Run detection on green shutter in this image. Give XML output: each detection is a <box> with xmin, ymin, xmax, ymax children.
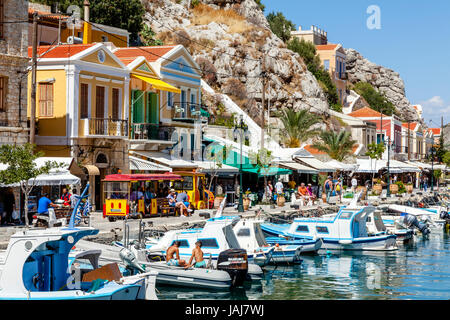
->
<box><xmin>132</xmin><ymin>90</ymin><xmax>144</xmax><ymax>123</ymax></box>
<box><xmin>148</xmin><ymin>92</ymin><xmax>159</xmax><ymax>124</ymax></box>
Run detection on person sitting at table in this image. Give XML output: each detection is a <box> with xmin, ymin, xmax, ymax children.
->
<box><xmin>176</xmin><ymin>191</ymin><xmax>192</xmax><ymax>217</ymax></box>
<box><xmin>38</xmin><ymin>193</ymin><xmax>59</xmax><ymax>216</ymax></box>
<box><xmin>167</xmin><ymin>189</ymin><xmax>188</xmax><ymax>216</ymax></box>
<box><xmin>306</xmin><ymin>184</ymin><xmax>316</xmax><ymax>204</ymax></box>
<box><xmin>297</xmin><ymin>183</ymin><xmax>309</xmax><ymax>205</ymax></box>
<box><xmin>61</xmin><ymin>187</ymin><xmax>72</xmax><ymax>206</ymax></box>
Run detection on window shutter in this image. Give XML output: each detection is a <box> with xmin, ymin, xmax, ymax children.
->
<box><xmin>112</xmin><ymin>88</ymin><xmax>119</xmax><ymax>120</ymax></box>
<box><xmin>80</xmin><ymin>83</ymin><xmax>89</xmax><ymax>119</ymax></box>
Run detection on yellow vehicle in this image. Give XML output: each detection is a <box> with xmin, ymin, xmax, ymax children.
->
<box><xmin>172</xmin><ymin>171</ymin><xmax>214</xmax><ymax>209</ymax></box>
<box><xmin>102</xmin><ymin>173</ymin><xmax>183</xmax><ymax>221</ymax></box>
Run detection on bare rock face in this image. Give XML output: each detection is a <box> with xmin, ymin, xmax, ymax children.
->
<box><xmin>345</xmin><ymin>48</ymin><xmax>419</xmax><ymax>121</ymax></box>
<box><xmin>141</xmin><ymin>0</ymin><xmax>329</xmax><ymax>119</ymax></box>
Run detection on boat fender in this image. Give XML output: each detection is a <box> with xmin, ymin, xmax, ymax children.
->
<box><xmin>338</xmin><ymin>240</ymin><xmax>353</xmax><ymax>245</ymax></box>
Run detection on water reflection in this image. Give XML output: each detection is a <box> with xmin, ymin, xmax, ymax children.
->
<box><xmin>158</xmin><ymin>229</ymin><xmax>450</xmax><ymax>300</ymax></box>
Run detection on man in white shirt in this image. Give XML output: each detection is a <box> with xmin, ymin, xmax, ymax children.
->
<box><xmin>351</xmin><ymin>177</ymin><xmax>358</xmax><ymax>192</ymax></box>
<box><xmin>274</xmin><ymin>180</ymin><xmax>284</xmax><ymax>195</ymax></box>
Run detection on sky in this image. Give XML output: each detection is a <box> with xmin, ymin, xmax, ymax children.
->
<box><xmin>261</xmin><ymin>0</ymin><xmax>450</xmax><ymax>128</ymax></box>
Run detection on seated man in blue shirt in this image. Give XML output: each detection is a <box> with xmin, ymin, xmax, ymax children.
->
<box><xmin>37</xmin><ymin>193</ymin><xmax>58</xmax><ymax>215</ymax></box>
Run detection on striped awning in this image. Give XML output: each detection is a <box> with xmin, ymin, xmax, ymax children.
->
<box><xmin>129</xmin><ymin>156</ymin><xmax>172</xmax><ymax>172</ymax></box>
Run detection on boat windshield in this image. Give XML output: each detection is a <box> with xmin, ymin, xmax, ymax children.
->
<box><xmin>254</xmin><ymin>223</ymin><xmax>268</xmax><ymax>247</ymax></box>
<box><xmin>223</xmin><ymin>225</ymin><xmax>240</xmax><ymax>249</ymax></box>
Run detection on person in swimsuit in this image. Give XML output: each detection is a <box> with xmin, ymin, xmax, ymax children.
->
<box><xmin>166</xmin><ymin>241</ymin><xmax>187</xmax><ymax>267</ymax></box>
<box><xmin>185</xmin><ymin>241</ymin><xmax>206</xmax><ymax>269</ymax></box>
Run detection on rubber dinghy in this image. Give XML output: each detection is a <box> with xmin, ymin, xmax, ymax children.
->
<box><xmin>261</xmin><ymin>205</ymin><xmax>397</xmax><ymax>251</ymax></box>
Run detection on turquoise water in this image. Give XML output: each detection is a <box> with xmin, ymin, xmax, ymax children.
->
<box><xmin>157</xmin><ymin>229</ymin><xmax>450</xmax><ymax>300</ymax></box>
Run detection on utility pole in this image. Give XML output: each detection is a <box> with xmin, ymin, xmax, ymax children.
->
<box><xmin>407</xmin><ymin>119</ymin><xmax>411</xmax><ymax>161</ymax></box>
<box><xmin>30</xmin><ymin>12</ymin><xmax>39</xmax><ymax>145</ymax></box>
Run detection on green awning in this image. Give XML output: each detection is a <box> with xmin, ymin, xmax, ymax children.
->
<box><xmin>241</xmin><ymin>166</ymin><xmax>292</xmax><ymax>177</ymax></box>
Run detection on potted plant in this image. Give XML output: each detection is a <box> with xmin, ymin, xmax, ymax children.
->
<box><xmin>243</xmin><ymin>191</ymin><xmax>251</xmax><ymax>211</ymax></box>
<box><xmin>406</xmin><ymin>182</ymin><xmax>413</xmax><ymax>193</ymax></box>
<box><xmin>373</xmin><ymin>179</ymin><xmax>382</xmax><ymax>195</ymax></box>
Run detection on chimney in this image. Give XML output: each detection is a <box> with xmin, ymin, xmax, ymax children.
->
<box><xmin>83</xmin><ymin>0</ymin><xmax>92</xmax><ymax>44</ymax></box>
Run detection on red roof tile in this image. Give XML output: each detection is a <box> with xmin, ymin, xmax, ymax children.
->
<box><xmin>429</xmin><ymin>128</ymin><xmax>441</xmax><ymax>135</ymax></box>
<box><xmin>304</xmin><ymin>145</ymin><xmax>327</xmax><ymax>155</ymax></box>
<box><xmin>348</xmin><ymin>107</ymin><xmax>387</xmax><ymax>118</ymax></box>
<box><xmin>28</xmin><ymin>7</ymin><xmax>69</xmax><ymax>24</ymax></box>
<box><xmin>27</xmin><ymin>44</ymin><xmax>96</xmax><ymax>59</ymax></box>
<box><xmin>401</xmin><ymin>122</ymin><xmax>419</xmax><ymax>130</ymax></box>
<box><xmin>316</xmin><ymin>44</ymin><xmax>338</xmax><ymax>51</ymax></box>
<box><xmin>114</xmin><ymin>46</ymin><xmax>177</xmax><ymax>63</ymax></box>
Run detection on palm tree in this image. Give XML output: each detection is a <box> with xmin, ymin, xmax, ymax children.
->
<box><xmin>312</xmin><ymin>130</ymin><xmax>357</xmax><ymax>161</ymax></box>
<box><xmin>279</xmin><ymin>108</ymin><xmax>320</xmax><ymax>148</ymax></box>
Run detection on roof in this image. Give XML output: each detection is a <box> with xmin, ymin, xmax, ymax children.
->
<box><xmin>429</xmin><ymin>128</ymin><xmax>441</xmax><ymax>135</ymax></box>
<box><xmin>348</xmin><ymin>107</ymin><xmax>387</xmax><ymax>118</ymax></box>
<box><xmin>401</xmin><ymin>122</ymin><xmax>419</xmax><ymax>131</ymax></box>
<box><xmin>28</xmin><ymin>7</ymin><xmax>69</xmax><ymax>24</ymax></box>
<box><xmin>103</xmin><ymin>173</ymin><xmax>182</xmax><ymax>182</ymax></box>
<box><xmin>114</xmin><ymin>46</ymin><xmax>177</xmax><ymax>63</ymax></box>
<box><xmin>27</xmin><ymin>44</ymin><xmax>96</xmax><ymax>59</ymax></box>
<box><xmin>129</xmin><ymin>156</ymin><xmax>172</xmax><ymax>172</ymax></box>
<box><xmin>303</xmin><ymin>145</ymin><xmax>327</xmax><ymax>155</ymax></box>
<box><xmin>316</xmin><ymin>44</ymin><xmax>339</xmax><ymax>51</ymax></box>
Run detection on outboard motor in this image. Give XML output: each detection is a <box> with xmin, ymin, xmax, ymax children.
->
<box><xmin>440</xmin><ymin>211</ymin><xmax>450</xmax><ymax>220</ymax></box>
<box><xmin>217</xmin><ymin>249</ymin><xmax>248</xmax><ymax>287</ymax></box>
<box><xmin>403</xmin><ymin>214</ymin><xmax>430</xmax><ymax>236</ymax></box>
<box><xmin>119</xmin><ymin>247</ymin><xmax>146</xmax><ymax>275</ymax></box>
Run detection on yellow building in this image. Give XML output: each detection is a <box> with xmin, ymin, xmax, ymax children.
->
<box><xmin>27</xmin><ymin>42</ymin><xmax>130</xmax><ymax>210</ymax></box>
<box><xmin>316</xmin><ymin>44</ymin><xmax>348</xmax><ymax>106</ymax></box>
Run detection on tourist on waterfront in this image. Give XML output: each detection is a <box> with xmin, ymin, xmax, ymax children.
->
<box><xmin>176</xmin><ymin>191</ymin><xmax>192</xmax><ymax>216</ymax></box>
<box><xmin>266</xmin><ymin>181</ymin><xmax>273</xmax><ymax>202</ymax></box>
<box><xmin>61</xmin><ymin>187</ymin><xmax>72</xmax><ymax>206</ymax></box>
<box><xmin>335</xmin><ymin>178</ymin><xmax>342</xmax><ymax>203</ymax></box>
<box><xmin>323</xmin><ymin>176</ymin><xmax>333</xmax><ymax>204</ymax></box>
<box><xmin>297</xmin><ymin>183</ymin><xmax>308</xmax><ymax>205</ymax></box>
<box><xmin>185</xmin><ymin>241</ymin><xmax>206</xmax><ymax>269</ymax></box>
<box><xmin>166</xmin><ymin>241</ymin><xmax>187</xmax><ymax>267</ymax></box>
<box><xmin>307</xmin><ymin>183</ymin><xmax>316</xmax><ymax>204</ymax></box>
<box><xmin>423</xmin><ymin>176</ymin><xmax>428</xmax><ymax>192</ymax></box>
<box><xmin>37</xmin><ymin>193</ymin><xmax>58</xmax><ymax>215</ymax></box>
<box><xmin>288</xmin><ymin>179</ymin><xmax>296</xmax><ymax>190</ymax></box>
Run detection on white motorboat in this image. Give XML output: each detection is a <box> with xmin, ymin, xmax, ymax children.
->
<box><xmin>366</xmin><ymin>211</ymin><xmax>414</xmax><ymax>243</ymax></box>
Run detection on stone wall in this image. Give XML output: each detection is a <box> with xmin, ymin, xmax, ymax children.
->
<box><xmin>0</xmin><ymin>0</ymin><xmax>29</xmax><ymax>145</ymax></box>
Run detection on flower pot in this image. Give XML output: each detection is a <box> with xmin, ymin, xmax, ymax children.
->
<box><xmin>214</xmin><ymin>196</ymin><xmax>225</xmax><ymax>208</ymax></box>
<box><xmin>373</xmin><ymin>184</ymin><xmax>382</xmax><ymax>195</ymax></box>
<box><xmin>277</xmin><ymin>195</ymin><xmax>285</xmax><ymax>207</ymax></box>
<box><xmin>406</xmin><ymin>184</ymin><xmax>413</xmax><ymax>193</ymax></box>
<box><xmin>243</xmin><ymin>198</ymin><xmax>251</xmax><ymax>211</ymax></box>
<box><xmin>390</xmin><ymin>184</ymin><xmax>398</xmax><ymax>194</ymax></box>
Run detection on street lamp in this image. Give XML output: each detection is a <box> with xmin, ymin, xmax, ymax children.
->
<box><xmin>431</xmin><ymin>146</ymin><xmax>435</xmax><ymax>192</ymax></box>
<box><xmin>233</xmin><ymin>115</ymin><xmax>248</xmax><ymax>212</ymax></box>
<box><xmin>386</xmin><ymin>136</ymin><xmax>395</xmax><ymax>197</ymax></box>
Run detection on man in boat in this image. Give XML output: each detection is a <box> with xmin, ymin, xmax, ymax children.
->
<box><xmin>185</xmin><ymin>241</ymin><xmax>206</xmax><ymax>269</ymax></box>
<box><xmin>166</xmin><ymin>241</ymin><xmax>187</xmax><ymax>267</ymax></box>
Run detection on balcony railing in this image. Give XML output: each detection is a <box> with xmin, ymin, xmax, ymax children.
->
<box><xmin>88</xmin><ymin>118</ymin><xmax>128</xmax><ymax>137</ymax></box>
<box><xmin>172</xmin><ymin>102</ymin><xmax>208</xmax><ymax>123</ymax></box>
<box><xmin>130</xmin><ymin>123</ymin><xmax>175</xmax><ymax>141</ymax></box>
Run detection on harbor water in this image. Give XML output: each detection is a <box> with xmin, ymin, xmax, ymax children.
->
<box><xmin>157</xmin><ymin>229</ymin><xmax>450</xmax><ymax>300</ymax></box>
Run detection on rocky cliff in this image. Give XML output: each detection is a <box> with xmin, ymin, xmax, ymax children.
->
<box><xmin>142</xmin><ymin>0</ymin><xmax>329</xmax><ymax>124</ymax></box>
<box><xmin>345</xmin><ymin>48</ymin><xmax>419</xmax><ymax>122</ymax></box>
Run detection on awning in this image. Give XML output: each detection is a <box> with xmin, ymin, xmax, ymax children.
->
<box><xmin>132</xmin><ymin>74</ymin><xmax>181</xmax><ymax>94</ymax></box>
<box><xmin>193</xmin><ymin>161</ymin><xmax>239</xmax><ymax>174</ymax></box>
<box><xmin>83</xmin><ymin>165</ymin><xmax>100</xmax><ymax>176</ymax></box>
<box><xmin>242</xmin><ymin>166</ymin><xmax>292</xmax><ymax>177</ymax></box>
<box><xmin>324</xmin><ymin>159</ymin><xmax>358</xmax><ymax>171</ymax></box>
<box><xmin>131</xmin><ymin>151</ymin><xmax>198</xmax><ymax>169</ymax></box>
<box><xmin>31</xmin><ymin>172</ymin><xmax>81</xmax><ymax>186</ymax></box>
<box><xmin>276</xmin><ymin>161</ymin><xmax>318</xmax><ymax>174</ymax></box>
<box><xmin>129</xmin><ymin>156</ymin><xmax>172</xmax><ymax>172</ymax></box>
<box><xmin>389</xmin><ymin>160</ymin><xmax>421</xmax><ymax>173</ymax></box>
<box><xmin>355</xmin><ymin>159</ymin><xmax>385</xmax><ymax>173</ymax></box>
<box><xmin>294</xmin><ymin>157</ymin><xmax>336</xmax><ymax>172</ymax></box>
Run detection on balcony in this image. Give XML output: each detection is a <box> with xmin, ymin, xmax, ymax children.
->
<box><xmin>130</xmin><ymin>123</ymin><xmax>176</xmax><ymax>142</ymax></box>
<box><xmin>87</xmin><ymin>118</ymin><xmax>128</xmax><ymax>137</ymax></box>
<box><xmin>172</xmin><ymin>102</ymin><xmax>208</xmax><ymax>123</ymax></box>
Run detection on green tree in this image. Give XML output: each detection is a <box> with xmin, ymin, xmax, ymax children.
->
<box><xmin>365</xmin><ymin>142</ymin><xmax>386</xmax><ymax>187</ymax></box>
<box><xmin>140</xmin><ymin>24</ymin><xmax>163</xmax><ymax>46</ymax></box>
<box><xmin>279</xmin><ymin>108</ymin><xmax>320</xmax><ymax>148</ymax></box>
<box><xmin>254</xmin><ymin>0</ymin><xmax>265</xmax><ymax>12</ymax></box>
<box><xmin>442</xmin><ymin>150</ymin><xmax>450</xmax><ymax>167</ymax></box>
<box><xmin>436</xmin><ymin>133</ymin><xmax>446</xmax><ymax>163</ymax></box>
<box><xmin>287</xmin><ymin>38</ymin><xmax>340</xmax><ymax>108</ymax></box>
<box><xmin>353</xmin><ymin>82</ymin><xmax>396</xmax><ymax>116</ymax></box>
<box><xmin>312</xmin><ymin>130</ymin><xmax>357</xmax><ymax>162</ymax></box>
<box><xmin>0</xmin><ymin>144</ymin><xmax>64</xmax><ymax>226</ymax></box>
<box><xmin>266</xmin><ymin>12</ymin><xmax>295</xmax><ymax>43</ymax></box>
<box><xmin>31</xmin><ymin>0</ymin><xmax>145</xmax><ymax>43</ymax></box>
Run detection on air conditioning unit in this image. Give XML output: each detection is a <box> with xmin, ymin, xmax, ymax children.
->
<box><xmin>67</xmin><ymin>36</ymin><xmax>83</xmax><ymax>44</ymax></box>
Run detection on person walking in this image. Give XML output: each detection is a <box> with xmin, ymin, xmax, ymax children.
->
<box><xmin>323</xmin><ymin>176</ymin><xmax>333</xmax><ymax>204</ymax></box>
<box><xmin>335</xmin><ymin>178</ymin><xmax>342</xmax><ymax>203</ymax></box>
<box><xmin>351</xmin><ymin>177</ymin><xmax>358</xmax><ymax>193</ymax></box>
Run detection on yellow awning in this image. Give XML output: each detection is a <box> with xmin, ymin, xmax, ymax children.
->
<box><xmin>131</xmin><ymin>74</ymin><xmax>181</xmax><ymax>94</ymax></box>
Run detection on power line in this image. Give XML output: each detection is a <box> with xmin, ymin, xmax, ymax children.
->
<box><xmin>81</xmin><ymin>18</ymin><xmax>263</xmax><ymax>80</ymax></box>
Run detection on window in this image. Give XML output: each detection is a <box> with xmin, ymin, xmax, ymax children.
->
<box><xmin>316</xmin><ymin>226</ymin><xmax>329</xmax><ymax>234</ymax></box>
<box><xmin>101</xmin><ymin>35</ymin><xmax>108</xmax><ymax>42</ymax></box>
<box><xmin>0</xmin><ymin>77</ymin><xmax>5</xmax><ymax>111</ymax></box>
<box><xmin>95</xmin><ymin>86</ymin><xmax>105</xmax><ymax>118</ymax></box>
<box><xmin>324</xmin><ymin>60</ymin><xmax>330</xmax><ymax>71</ymax></box>
<box><xmin>170</xmin><ymin>240</ymin><xmax>189</xmax><ymax>248</ymax></box>
<box><xmin>237</xmin><ymin>228</ymin><xmax>251</xmax><ymax>237</ymax></box>
<box><xmin>198</xmin><ymin>238</ymin><xmax>219</xmax><ymax>248</ymax></box>
<box><xmin>296</xmin><ymin>225</ymin><xmax>309</xmax><ymax>232</ymax></box>
<box><xmin>0</xmin><ymin>0</ymin><xmax>4</xmax><ymax>39</ymax></box>
<box><xmin>339</xmin><ymin>211</ymin><xmax>354</xmax><ymax>219</ymax></box>
<box><xmin>112</xmin><ymin>88</ymin><xmax>120</xmax><ymax>120</ymax></box>
<box><xmin>38</xmin><ymin>83</ymin><xmax>54</xmax><ymax>117</ymax></box>
<box><xmin>80</xmin><ymin>83</ymin><xmax>89</xmax><ymax>119</ymax></box>
<box><xmin>167</xmin><ymin>92</ymin><xmax>173</xmax><ymax>108</ymax></box>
